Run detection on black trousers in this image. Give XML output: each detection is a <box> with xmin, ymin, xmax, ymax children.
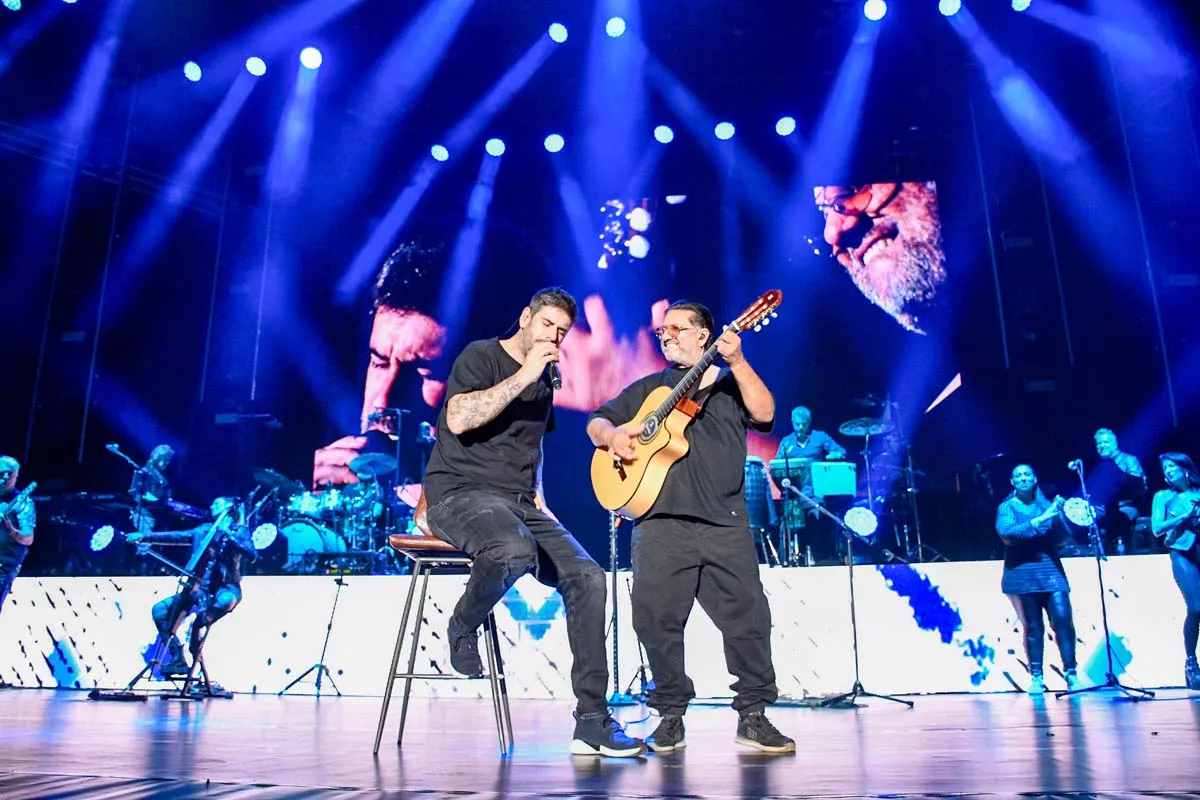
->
<box><xmin>1016</xmin><ymin>591</ymin><xmax>1077</xmax><ymax>672</ymax></box>
<box><xmin>426</xmin><ymin>489</ymin><xmax>609</xmax><ymax>716</ymax></box>
<box><xmin>631</xmin><ymin>516</ymin><xmax>779</xmax><ymax>716</ymax></box>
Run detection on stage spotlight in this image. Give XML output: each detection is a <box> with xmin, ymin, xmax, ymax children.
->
<box><xmin>627</xmin><ymin>235</ymin><xmax>650</xmax><ymax>259</ymax></box>
<box><xmin>299</xmin><ymin>47</ymin><xmax>322</xmax><ymax>70</ymax></box>
<box><xmin>246</xmin><ymin>57</ymin><xmax>267</xmax><ymax>76</ymax></box>
<box><xmin>1012</xmin><ymin>0</ymin><xmax>1031</xmax><ymax>9</ymax></box>
<box><xmin>844</xmin><ymin>507</ymin><xmax>879</xmax><ymax>538</ymax></box>
<box><xmin>251</xmin><ymin>523</ymin><xmax>279</xmax><ymax>550</ymax></box>
<box><xmin>775</xmin><ymin>116</ymin><xmax>797</xmax><ymax>136</ymax></box>
<box><xmin>2</xmin><ymin>0</ymin><xmax>21</xmax><ymax>10</ymax></box>
<box><xmin>863</xmin><ymin>0</ymin><xmax>887</xmax><ymax>21</ymax></box>
<box><xmin>714</xmin><ymin>121</ymin><xmax>735</xmax><ymax>141</ymax></box>
<box><xmin>605</xmin><ymin>16</ymin><xmax>626</xmax><ymax>38</ymax></box>
<box><xmin>485</xmin><ymin>138</ymin><xmax>506</xmax><ymax>157</ymax></box>
<box><xmin>183</xmin><ymin>61</ymin><xmax>202</xmax><ymax>83</ymax></box>
<box><xmin>430</xmin><ymin>144</ymin><xmax>449</xmax><ymax>162</ymax></box>
<box><xmin>653</xmin><ymin>125</ymin><xmax>674</xmax><ymax>144</ymax></box>
<box><xmin>628</xmin><ymin>207</ymin><xmax>651</xmax><ymax>232</ymax></box>
<box><xmin>543</xmin><ymin>133</ymin><xmax>564</xmax><ymax>153</ymax></box>
<box><xmin>939</xmin><ymin>0</ymin><xmax>961</xmax><ymax>16</ymax></box>
<box><xmin>89</xmin><ymin>525</ymin><xmax>115</xmax><ymax>552</ymax></box>
<box><xmin>548</xmin><ymin>23</ymin><xmax>568</xmax><ymax>43</ymax></box>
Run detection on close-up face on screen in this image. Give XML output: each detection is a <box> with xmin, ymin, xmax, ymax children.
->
<box><xmin>813</xmin><ymin>181</ymin><xmax>947</xmax><ymax>335</ymax></box>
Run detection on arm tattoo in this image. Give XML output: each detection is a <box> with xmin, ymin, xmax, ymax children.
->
<box><xmin>447</xmin><ymin>373</ymin><xmax>528</xmax><ymax>434</ymax></box>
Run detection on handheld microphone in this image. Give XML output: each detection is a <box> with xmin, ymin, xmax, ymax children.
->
<box><xmin>547</xmin><ymin>363</ymin><xmax>562</xmax><ymax>391</ymax></box>
<box><xmin>1067</xmin><ymin>459</ymin><xmax>1083</xmax><ymax>471</ymax></box>
<box><xmin>780</xmin><ymin>478</ymin><xmax>792</xmax><ymax>488</ymax></box>
<box><xmin>106</xmin><ymin>443</ymin><xmax>119</xmax><ymax>453</ymax></box>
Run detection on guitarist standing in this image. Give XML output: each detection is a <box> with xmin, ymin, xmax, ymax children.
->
<box><xmin>0</xmin><ymin>455</ymin><xmax>37</xmax><ymax>616</ymax></box>
<box><xmin>586</xmin><ymin>301</ymin><xmax>795</xmax><ymax>754</ymax></box>
<box><xmin>1151</xmin><ymin>452</ymin><xmax>1200</xmax><ymax>689</ymax></box>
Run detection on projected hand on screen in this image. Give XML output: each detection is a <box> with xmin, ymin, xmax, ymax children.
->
<box><xmin>814</xmin><ymin>181</ymin><xmax>946</xmax><ymax>335</ymax></box>
<box><xmin>554</xmin><ymin>295</ymin><xmax>671</xmax><ymax>413</ymax></box>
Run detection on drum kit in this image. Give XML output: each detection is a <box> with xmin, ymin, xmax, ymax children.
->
<box><xmin>251</xmin><ymin>453</ymin><xmax>404</xmax><ymax>574</ymax></box>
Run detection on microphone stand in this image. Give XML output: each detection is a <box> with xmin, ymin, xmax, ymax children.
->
<box><xmin>783</xmin><ymin>482</ymin><xmax>913</xmax><ymax>709</ymax></box>
<box><xmin>607</xmin><ymin>512</ymin><xmax>644</xmax><ymax>705</ymax></box>
<box><xmin>1056</xmin><ymin>463</ymin><xmax>1153</xmax><ymax>702</ymax></box>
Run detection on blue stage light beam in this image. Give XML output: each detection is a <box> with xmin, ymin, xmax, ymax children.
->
<box><xmin>431</xmin><ymin>144</ymin><xmax>449</xmax><ymax>161</ymax></box>
<box><xmin>864</xmin><ymin>0</ymin><xmax>887</xmax><ymax>21</ymax></box>
<box><xmin>646</xmin><ymin>56</ymin><xmax>781</xmax><ymax>221</ymax></box>
<box><xmin>337</xmin><ymin>33</ymin><xmax>560</xmax><ymax>303</ymax></box>
<box><xmin>580</xmin><ymin>0</ymin><xmax>647</xmax><ymax>207</ymax></box>
<box><xmin>1028</xmin><ymin>0</ymin><xmax>1186</xmax><ymax>80</ymax></box>
<box><xmin>246</xmin><ymin>56</ymin><xmax>267</xmax><ymax>76</ymax></box>
<box><xmin>939</xmin><ymin>0</ymin><xmax>961</xmax><ymax>17</ymax></box>
<box><xmin>37</xmin><ymin>0</ymin><xmax>135</xmax><ymax>216</ymax></box>
<box><xmin>775</xmin><ymin>116</ymin><xmax>797</xmax><ymax>137</ymax></box>
<box><xmin>605</xmin><ymin>16</ymin><xmax>626</xmax><ymax>37</ymax></box>
<box><xmin>183</xmin><ymin>61</ymin><xmax>202</xmax><ymax>82</ymax></box>
<box><xmin>485</xmin><ymin>137</ymin><xmax>505</xmax><ymax>156</ymax></box>
<box><xmin>0</xmin><ymin>1</ymin><xmax>63</xmax><ymax>79</ymax></box>
<box><xmin>266</xmin><ymin>62</ymin><xmax>322</xmax><ymax>202</ymax></box>
<box><xmin>544</xmin><ymin>133</ymin><xmax>565</xmax><ymax>153</ymax></box>
<box><xmin>437</xmin><ymin>152</ymin><xmax>503</xmax><ymax>344</ymax></box>
<box><xmin>714</xmin><ymin>121</ymin><xmax>735</xmax><ymax>140</ymax></box>
<box><xmin>548</xmin><ymin>22</ymin><xmax>568</xmax><ymax>43</ymax></box>
<box><xmin>653</xmin><ymin>125</ymin><xmax>674</xmax><ymax>144</ymax></box>
<box><xmin>92</xmin><ymin>74</ymin><xmax>258</xmax><ymax>326</ymax></box>
<box><xmin>551</xmin><ymin>159</ymin><xmax>601</xmax><ymax>274</ymax></box>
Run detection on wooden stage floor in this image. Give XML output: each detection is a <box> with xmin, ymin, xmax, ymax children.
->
<box><xmin>0</xmin><ymin>687</ymin><xmax>1198</xmax><ymax>799</ymax></box>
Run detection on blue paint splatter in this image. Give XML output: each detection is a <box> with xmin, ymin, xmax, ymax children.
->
<box><xmin>877</xmin><ymin>565</ymin><xmax>962</xmax><ymax>643</ymax></box>
<box><xmin>961</xmin><ymin>635</ymin><xmax>995</xmax><ymax>685</ymax></box>
<box><xmin>44</xmin><ymin>631</ymin><xmax>82</xmax><ymax>688</ymax></box>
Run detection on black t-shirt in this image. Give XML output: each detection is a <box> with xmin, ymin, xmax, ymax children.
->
<box><xmin>589</xmin><ymin>366</ymin><xmax>772</xmax><ymax>526</ymax></box>
<box><xmin>423</xmin><ymin>339</ymin><xmax>555</xmax><ymax>504</ymax></box>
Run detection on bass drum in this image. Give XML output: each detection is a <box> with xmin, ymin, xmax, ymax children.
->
<box><xmin>281</xmin><ymin>518</ymin><xmax>346</xmax><ymax>574</ymax></box>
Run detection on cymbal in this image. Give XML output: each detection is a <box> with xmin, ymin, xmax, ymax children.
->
<box><xmin>166</xmin><ymin>499</ymin><xmax>206</xmax><ymax>519</ymax></box>
<box><xmin>252</xmin><ymin>467</ymin><xmax>304</xmax><ymax>493</ymax></box>
<box><xmin>349</xmin><ymin>452</ymin><xmax>399</xmax><ymax>478</ymax></box>
<box><xmin>838</xmin><ymin>417</ymin><xmax>894</xmax><ymax>438</ymax></box>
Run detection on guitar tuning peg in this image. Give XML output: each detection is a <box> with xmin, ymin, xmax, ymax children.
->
<box><xmin>770</xmin><ymin>312</ymin><xmax>778</xmax><ymax>318</ymax></box>
<box><xmin>762</xmin><ymin>318</ymin><xmax>770</xmax><ymax>325</ymax></box>
<box><xmin>753</xmin><ymin>324</ymin><xmax>762</xmax><ymax>332</ymax></box>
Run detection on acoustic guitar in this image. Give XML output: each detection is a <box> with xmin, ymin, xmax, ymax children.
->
<box><xmin>590</xmin><ymin>290</ymin><xmax>782</xmax><ymax>519</ymax></box>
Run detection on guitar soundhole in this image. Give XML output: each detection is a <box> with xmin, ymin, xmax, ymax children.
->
<box><xmin>639</xmin><ymin>416</ymin><xmax>659</xmax><ymax>444</ymax></box>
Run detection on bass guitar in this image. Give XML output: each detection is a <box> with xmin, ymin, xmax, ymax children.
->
<box><xmin>590</xmin><ymin>290</ymin><xmax>782</xmax><ymax>519</ymax></box>
<box><xmin>0</xmin><ymin>482</ymin><xmax>38</xmax><ymax>523</ymax></box>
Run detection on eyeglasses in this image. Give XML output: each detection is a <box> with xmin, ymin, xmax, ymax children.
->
<box><xmin>815</xmin><ymin>183</ymin><xmax>900</xmax><ymax>218</ymax></box>
<box><xmin>653</xmin><ymin>325</ymin><xmax>696</xmax><ymax>340</ymax></box>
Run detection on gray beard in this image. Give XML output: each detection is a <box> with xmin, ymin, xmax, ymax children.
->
<box><xmin>846</xmin><ymin>237</ymin><xmax>945</xmax><ymax>334</ymax></box>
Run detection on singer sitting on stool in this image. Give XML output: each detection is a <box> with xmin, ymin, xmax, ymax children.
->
<box><xmin>996</xmin><ymin>465</ymin><xmax>1079</xmax><ymax>694</ymax></box>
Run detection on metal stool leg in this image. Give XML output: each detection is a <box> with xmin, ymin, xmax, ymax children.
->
<box><xmin>485</xmin><ymin>613</ymin><xmax>514</xmax><ymax>753</ymax></box>
<box><xmin>397</xmin><ymin>559</ymin><xmax>433</xmax><ymax>746</ymax></box>
<box><xmin>373</xmin><ymin>557</ymin><xmax>423</xmax><ymax>755</ymax></box>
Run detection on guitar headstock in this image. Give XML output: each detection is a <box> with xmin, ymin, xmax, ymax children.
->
<box><xmin>732</xmin><ymin>289</ymin><xmax>783</xmax><ymax>333</ymax></box>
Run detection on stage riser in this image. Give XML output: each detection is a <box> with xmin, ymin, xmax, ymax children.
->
<box><xmin>0</xmin><ymin>556</ymin><xmax>1184</xmax><ymax>696</ymax></box>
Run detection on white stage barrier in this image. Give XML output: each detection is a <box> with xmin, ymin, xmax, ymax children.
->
<box><xmin>0</xmin><ymin>556</ymin><xmax>1188</xmax><ymax>697</ymax></box>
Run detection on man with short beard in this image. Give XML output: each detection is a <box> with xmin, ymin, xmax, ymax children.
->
<box><xmin>814</xmin><ymin>181</ymin><xmax>946</xmax><ymax>334</ymax></box>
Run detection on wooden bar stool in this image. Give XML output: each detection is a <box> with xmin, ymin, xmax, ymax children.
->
<box><xmin>373</xmin><ymin>531</ymin><xmax>514</xmax><ymax>756</ymax></box>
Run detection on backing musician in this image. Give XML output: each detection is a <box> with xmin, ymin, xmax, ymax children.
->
<box><xmin>772</xmin><ymin>406</ymin><xmax>846</xmax><ymax>561</ymax></box>
<box><xmin>0</xmin><ymin>456</ymin><xmax>36</xmax><ymax>616</ymax></box>
<box><xmin>1150</xmin><ymin>452</ymin><xmax>1200</xmax><ymax>690</ymax></box>
<box><xmin>129</xmin><ymin>497</ymin><xmax>255</xmax><ymax>676</ymax></box>
<box><xmin>129</xmin><ymin>444</ymin><xmax>175</xmax><ymax>534</ymax></box>
<box><xmin>1090</xmin><ymin>428</ymin><xmax>1146</xmax><ymax>553</ymax></box>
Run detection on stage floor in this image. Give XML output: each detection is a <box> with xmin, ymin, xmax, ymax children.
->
<box><xmin>0</xmin><ymin>687</ymin><xmax>1197</xmax><ymax>799</ymax></box>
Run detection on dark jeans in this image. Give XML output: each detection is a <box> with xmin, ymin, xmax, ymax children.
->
<box><xmin>0</xmin><ymin>558</ymin><xmax>25</xmax><ymax>615</ymax></box>
<box><xmin>1016</xmin><ymin>591</ymin><xmax>1077</xmax><ymax>671</ymax></box>
<box><xmin>631</xmin><ymin>516</ymin><xmax>779</xmax><ymax>716</ymax></box>
<box><xmin>426</xmin><ymin>489</ymin><xmax>609</xmax><ymax>716</ymax></box>
<box><xmin>1169</xmin><ymin>549</ymin><xmax>1200</xmax><ymax>659</ymax></box>
<box><xmin>152</xmin><ymin>584</ymin><xmax>242</xmax><ymax>654</ymax></box>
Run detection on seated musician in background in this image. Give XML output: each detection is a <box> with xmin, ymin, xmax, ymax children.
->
<box><xmin>772</xmin><ymin>406</ymin><xmax>845</xmax><ymax>558</ymax></box>
<box><xmin>129</xmin><ymin>497</ymin><xmax>255</xmax><ymax>676</ymax></box>
<box><xmin>1091</xmin><ymin>428</ymin><xmax>1147</xmax><ymax>553</ymax></box>
<box><xmin>1150</xmin><ymin>452</ymin><xmax>1200</xmax><ymax>690</ymax></box>
<box><xmin>996</xmin><ymin>465</ymin><xmax>1079</xmax><ymax>694</ymax></box>
<box><xmin>129</xmin><ymin>444</ymin><xmax>174</xmax><ymax>533</ymax></box>
<box><xmin>0</xmin><ymin>456</ymin><xmax>36</xmax><ymax>617</ymax></box>
<box><xmin>588</xmin><ymin>301</ymin><xmax>794</xmax><ymax>754</ymax></box>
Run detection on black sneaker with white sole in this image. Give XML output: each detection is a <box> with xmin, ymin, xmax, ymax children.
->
<box><xmin>735</xmin><ymin>711</ymin><xmax>795</xmax><ymax>754</ymax></box>
<box><xmin>569</xmin><ymin>712</ymin><xmax>646</xmax><ymax>758</ymax></box>
<box><xmin>647</xmin><ymin>714</ymin><xmax>685</xmax><ymax>753</ymax></box>
<box><xmin>447</xmin><ymin>617</ymin><xmax>483</xmax><ymax>677</ymax></box>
